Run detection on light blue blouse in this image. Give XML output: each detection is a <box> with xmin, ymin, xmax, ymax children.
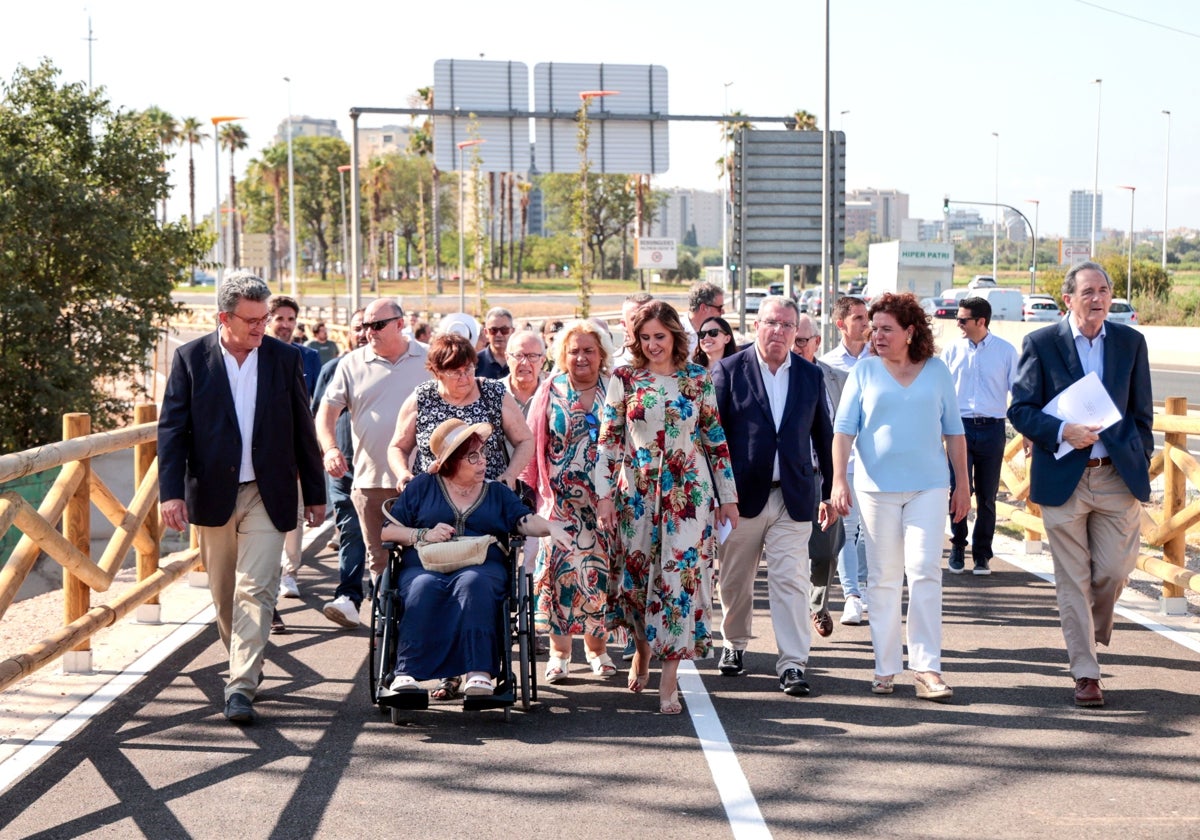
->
<box><xmin>833</xmin><ymin>356</ymin><xmax>965</xmax><ymax>492</ymax></box>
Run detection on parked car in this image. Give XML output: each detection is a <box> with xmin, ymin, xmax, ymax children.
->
<box><xmin>798</xmin><ymin>288</ymin><xmax>821</xmax><ymax>313</ymax></box>
<box><xmin>922</xmin><ymin>296</ymin><xmax>960</xmax><ymax>319</ymax></box>
<box><xmin>742</xmin><ymin>287</ymin><xmax>771</xmax><ymax>314</ymax></box>
<box><xmin>1022</xmin><ymin>298</ymin><xmax>1062</xmax><ymax>322</ymax></box>
<box><xmin>1107</xmin><ymin>298</ymin><xmax>1138</xmax><ymax>325</ymax></box>
<box><xmin>847</xmin><ymin>276</ymin><xmax>867</xmax><ymax>295</ymax></box>
<box><xmin>967</xmin><ymin>274</ymin><xmax>997</xmax><ymax>289</ymax></box>
<box><xmin>976</xmin><ymin>287</ymin><xmax>1023</xmax><ymax>321</ymax></box>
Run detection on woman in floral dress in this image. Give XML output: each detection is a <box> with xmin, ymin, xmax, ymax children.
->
<box><xmin>596</xmin><ymin>301</ymin><xmax>739</xmax><ymax>715</ymax></box>
<box><xmin>522</xmin><ymin>320</ymin><xmax>616</xmax><ymax>683</ymax></box>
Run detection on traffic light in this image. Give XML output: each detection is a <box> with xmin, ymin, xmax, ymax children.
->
<box><xmin>943</xmin><ymin>196</ymin><xmax>950</xmax><ymax>215</ymax></box>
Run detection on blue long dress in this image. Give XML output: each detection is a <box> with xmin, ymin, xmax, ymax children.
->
<box><xmin>388</xmin><ymin>472</ymin><xmax>531</xmax><ymax>680</ymax></box>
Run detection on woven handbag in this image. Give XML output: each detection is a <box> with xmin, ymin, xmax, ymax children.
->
<box><xmin>415</xmin><ymin>535</ymin><xmax>496</xmax><ymax>574</ymax></box>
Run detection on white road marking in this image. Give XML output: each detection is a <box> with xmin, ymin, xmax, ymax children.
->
<box><xmin>679</xmin><ymin>660</ymin><xmax>773</xmax><ymax>839</ymax></box>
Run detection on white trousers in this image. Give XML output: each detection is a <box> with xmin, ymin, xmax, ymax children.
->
<box><xmin>856</xmin><ymin>486</ymin><xmax>946</xmax><ymax>676</ymax></box>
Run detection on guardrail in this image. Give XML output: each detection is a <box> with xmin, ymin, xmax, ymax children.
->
<box><xmin>997</xmin><ymin>396</ymin><xmax>1198</xmax><ymax>611</ymax></box>
<box><xmin>0</xmin><ymin>405</ymin><xmax>200</xmax><ymax>692</ymax></box>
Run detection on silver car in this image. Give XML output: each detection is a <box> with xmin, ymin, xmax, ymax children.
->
<box><xmin>1022</xmin><ymin>299</ymin><xmax>1061</xmax><ymax>322</ymax></box>
<box><xmin>1106</xmin><ymin>298</ymin><xmax>1138</xmax><ymax>325</ymax></box>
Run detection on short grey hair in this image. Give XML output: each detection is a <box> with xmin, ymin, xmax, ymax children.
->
<box><xmin>484</xmin><ymin>306</ymin><xmax>513</xmax><ymax>323</ymax></box>
<box><xmin>796</xmin><ymin>313</ymin><xmax>819</xmax><ymax>336</ymax></box>
<box><xmin>758</xmin><ymin>295</ymin><xmax>800</xmax><ymax>320</ymax></box>
<box><xmin>554</xmin><ymin>318</ymin><xmax>615</xmax><ymax>377</ymax></box>
<box><xmin>218</xmin><ymin>271</ymin><xmax>271</xmax><ymax>313</ymax></box>
<box><xmin>688</xmin><ymin>281</ymin><xmax>724</xmax><ymax>313</ymax></box>
<box><xmin>1063</xmin><ymin>261</ymin><xmax>1112</xmax><ymax>296</ymax></box>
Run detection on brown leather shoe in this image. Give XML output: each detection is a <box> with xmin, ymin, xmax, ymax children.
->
<box><xmin>1074</xmin><ymin>677</ymin><xmax>1104</xmax><ymax>707</ymax></box>
<box><xmin>812</xmin><ymin>612</ymin><xmax>834</xmax><ymax>638</ymax></box>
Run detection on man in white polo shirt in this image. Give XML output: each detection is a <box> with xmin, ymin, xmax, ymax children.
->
<box><xmin>316</xmin><ymin>298</ymin><xmax>431</xmax><ymax>627</ymax></box>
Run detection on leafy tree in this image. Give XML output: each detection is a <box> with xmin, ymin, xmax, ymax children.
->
<box><xmin>242</xmin><ymin>144</ymin><xmax>289</xmax><ymax>283</ymax></box>
<box><xmin>139</xmin><ymin>105</ymin><xmax>178</xmax><ymax>224</ymax></box>
<box><xmin>0</xmin><ymin>61</ymin><xmax>204</xmax><ymax>450</ymax></box>
<box><xmin>293</xmin><ymin>135</ymin><xmax>351</xmax><ymax>281</ymax></box>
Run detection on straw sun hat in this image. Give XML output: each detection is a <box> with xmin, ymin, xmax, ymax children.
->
<box><xmin>427</xmin><ymin>418</ymin><xmax>493</xmax><ymax>475</ymax></box>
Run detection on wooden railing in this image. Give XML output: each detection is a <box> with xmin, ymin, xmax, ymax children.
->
<box><xmin>0</xmin><ymin>405</ymin><xmax>200</xmax><ymax>692</ymax></box>
<box><xmin>997</xmin><ymin>397</ymin><xmax>1199</xmax><ymax>609</ymax></box>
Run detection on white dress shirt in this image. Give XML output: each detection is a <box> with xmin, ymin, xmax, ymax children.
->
<box><xmin>220</xmin><ymin>340</ymin><xmax>259</xmax><ymax>483</ymax></box>
<box><xmin>754</xmin><ymin>344</ymin><xmax>791</xmax><ymax>482</ymax></box>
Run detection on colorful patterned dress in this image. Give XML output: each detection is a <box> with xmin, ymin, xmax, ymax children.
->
<box><xmin>531</xmin><ymin>374</ymin><xmax>610</xmax><ymax>638</ymax></box>
<box><xmin>595</xmin><ymin>363</ymin><xmax>738</xmax><ymax>660</ymax></box>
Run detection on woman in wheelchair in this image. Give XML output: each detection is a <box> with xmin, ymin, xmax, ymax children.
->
<box><xmin>381</xmin><ymin>417</ymin><xmax>568</xmax><ymax>699</ymax></box>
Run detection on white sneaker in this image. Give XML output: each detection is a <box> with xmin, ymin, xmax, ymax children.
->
<box><xmin>279</xmin><ymin>575</ymin><xmax>300</xmax><ymax>599</ymax></box>
<box><xmin>323</xmin><ymin>595</ymin><xmax>360</xmax><ymax>628</ymax></box>
<box><xmin>840</xmin><ymin>596</ymin><xmax>865</xmax><ymax>626</ymax></box>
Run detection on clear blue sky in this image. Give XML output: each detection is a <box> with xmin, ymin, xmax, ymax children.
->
<box><xmin>3</xmin><ymin>0</ymin><xmax>1197</xmax><ymax>240</ymax></box>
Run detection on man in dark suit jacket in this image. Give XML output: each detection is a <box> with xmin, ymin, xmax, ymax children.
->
<box><xmin>476</xmin><ymin>306</ymin><xmax>513</xmax><ymax>379</ymax></box>
<box><xmin>159</xmin><ymin>272</ymin><xmax>326</xmax><ymax>725</ymax></box>
<box><xmin>1008</xmin><ymin>261</ymin><xmax>1152</xmax><ymax>708</ymax></box>
<box><xmin>711</xmin><ymin>297</ymin><xmax>837</xmax><ymax>697</ymax></box>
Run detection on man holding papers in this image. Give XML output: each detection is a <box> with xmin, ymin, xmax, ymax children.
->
<box><xmin>1008</xmin><ymin>262</ymin><xmax>1153</xmax><ymax>708</ymax></box>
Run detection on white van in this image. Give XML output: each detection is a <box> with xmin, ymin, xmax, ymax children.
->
<box><xmin>978</xmin><ymin>287</ymin><xmax>1023</xmax><ymax>321</ymax></box>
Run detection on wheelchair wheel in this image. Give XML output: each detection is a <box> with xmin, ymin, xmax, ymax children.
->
<box><xmin>369</xmin><ymin>565</ymin><xmax>397</xmax><ymax>708</ymax></box>
<box><xmin>368</xmin><ymin>595</ymin><xmax>380</xmax><ymax>702</ymax></box>
<box><xmin>516</xmin><ymin>569</ymin><xmax>536</xmax><ymax>709</ymax></box>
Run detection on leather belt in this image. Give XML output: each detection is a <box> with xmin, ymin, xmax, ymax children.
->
<box><xmin>962</xmin><ymin>416</ymin><xmax>1005</xmax><ymax>425</ymax></box>
<box><xmin>1085</xmin><ymin>456</ymin><xmax>1112</xmax><ymax>468</ymax></box>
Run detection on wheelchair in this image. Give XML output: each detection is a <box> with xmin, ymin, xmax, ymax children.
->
<box><xmin>368</xmin><ymin>531</ymin><xmax>538</xmax><ymax>724</ymax></box>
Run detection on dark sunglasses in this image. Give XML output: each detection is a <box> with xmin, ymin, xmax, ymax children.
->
<box><xmin>699</xmin><ymin>328</ymin><xmax>725</xmax><ymax>339</ymax></box>
<box><xmin>956</xmin><ymin>317</ymin><xmax>978</xmax><ymax>325</ymax></box>
<box><xmin>486</xmin><ymin>326</ymin><xmax>513</xmax><ymax>336</ymax></box>
<box><xmin>364</xmin><ymin>315</ymin><xmax>402</xmax><ymax>331</ymax></box>
<box><xmin>584</xmin><ymin>411</ymin><xmax>599</xmax><ymax>443</ymax></box>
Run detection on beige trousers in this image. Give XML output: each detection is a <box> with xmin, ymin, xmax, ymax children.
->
<box><xmin>352</xmin><ymin>486</ymin><xmax>395</xmax><ymax>577</ymax></box>
<box><xmin>198</xmin><ymin>482</ymin><xmax>286</xmax><ymax>702</ymax></box>
<box><xmin>1040</xmin><ymin>465</ymin><xmax>1142</xmax><ymax>680</ymax></box>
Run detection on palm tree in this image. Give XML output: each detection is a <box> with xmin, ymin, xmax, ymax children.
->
<box><xmin>219</xmin><ymin>123</ymin><xmax>250</xmax><ymax>267</ymax></box>
<box><xmin>246</xmin><ymin>145</ymin><xmax>289</xmax><ymax>283</ymax></box>
<box><xmin>141</xmin><ymin>106</ymin><xmax>178</xmax><ymax>224</ymax></box>
<box><xmin>178</xmin><ymin>118</ymin><xmax>207</xmax><ymax>232</ymax></box>
<box><xmin>407</xmin><ymin>86</ymin><xmax>442</xmax><ymax>293</ymax></box>
<box><xmin>787</xmin><ymin>109</ymin><xmax>819</xmax><ymax>131</ymax></box>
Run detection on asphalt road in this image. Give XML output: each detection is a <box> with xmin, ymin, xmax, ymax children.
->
<box><xmin>2</xmin><ymin>537</ymin><xmax>1198</xmax><ymax>839</ymax></box>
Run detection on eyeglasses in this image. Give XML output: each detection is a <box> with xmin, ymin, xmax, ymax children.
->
<box><xmin>442</xmin><ymin>366</ymin><xmax>476</xmax><ymax>380</ymax></box>
<box><xmin>228</xmin><ymin>312</ymin><xmax>270</xmax><ymax>329</ymax></box>
<box><xmin>463</xmin><ymin>451</ymin><xmax>483</xmax><ymax>465</ymax></box>
<box><xmin>759</xmin><ymin>319</ymin><xmax>797</xmax><ymax>332</ymax></box>
<box><xmin>364</xmin><ymin>316</ymin><xmax>402</xmax><ymax>332</ymax></box>
<box><xmin>584</xmin><ymin>411</ymin><xmax>599</xmax><ymax>443</ymax></box>
<box><xmin>699</xmin><ymin>328</ymin><xmax>725</xmax><ymax>339</ymax></box>
<box><xmin>508</xmin><ymin>352</ymin><xmax>544</xmax><ymax>364</ymax></box>
<box><xmin>956</xmin><ymin>317</ymin><xmax>977</xmax><ymax>325</ymax></box>
<box><xmin>486</xmin><ymin>326</ymin><xmax>514</xmax><ymax>336</ymax></box>
<box><xmin>794</xmin><ymin>335</ymin><xmax>816</xmax><ymax>347</ymax></box>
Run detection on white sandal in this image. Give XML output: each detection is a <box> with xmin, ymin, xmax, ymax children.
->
<box><xmin>587</xmin><ymin>652</ymin><xmax>618</xmax><ymax>677</ymax></box>
<box><xmin>545</xmin><ymin>656</ymin><xmax>570</xmax><ymax>683</ymax></box>
<box><xmin>463</xmin><ymin>672</ymin><xmax>494</xmax><ymax>696</ymax></box>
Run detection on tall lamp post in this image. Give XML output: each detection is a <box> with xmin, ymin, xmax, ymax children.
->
<box><xmin>284</xmin><ymin>77</ymin><xmax>298</xmax><ymax>298</ymax></box>
<box><xmin>721</xmin><ymin>81</ymin><xmax>733</xmax><ymax>292</ymax></box>
<box><xmin>456</xmin><ymin>138</ymin><xmax>486</xmax><ymax>313</ymax></box>
<box><xmin>1118</xmin><ymin>185</ymin><xmax>1135</xmax><ymax>298</ymax></box>
<box><xmin>210</xmin><ymin>115</ymin><xmax>243</xmax><ymax>303</ymax></box>
<box><xmin>1025</xmin><ymin>199</ymin><xmax>1040</xmax><ymax>293</ymax></box>
<box><xmin>338</xmin><ymin>164</ymin><xmax>352</xmax><ymax>309</ymax></box>
<box><xmin>992</xmin><ymin>131</ymin><xmax>999</xmax><ymax>282</ymax></box>
<box><xmin>1091</xmin><ymin>79</ymin><xmax>1102</xmax><ymax>256</ymax></box>
<box><xmin>1162</xmin><ymin>109</ymin><xmax>1171</xmax><ymax>270</ymax></box>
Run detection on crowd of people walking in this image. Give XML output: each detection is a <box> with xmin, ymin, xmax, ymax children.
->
<box><xmin>159</xmin><ymin>264</ymin><xmax>1152</xmax><ymax>724</ymax></box>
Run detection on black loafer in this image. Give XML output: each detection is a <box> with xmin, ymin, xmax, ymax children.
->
<box><xmin>718</xmin><ymin>647</ymin><xmax>744</xmax><ymax>676</ymax></box>
<box><xmin>780</xmin><ymin>668</ymin><xmax>811</xmax><ymax>697</ymax></box>
<box><xmin>271</xmin><ymin>609</ymin><xmax>287</xmax><ymax>635</ymax></box>
<box><xmin>224</xmin><ymin>691</ymin><xmax>256</xmax><ymax>724</ymax></box>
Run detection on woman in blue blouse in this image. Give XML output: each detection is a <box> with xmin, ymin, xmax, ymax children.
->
<box><xmin>831</xmin><ymin>292</ymin><xmax>969</xmax><ymax>701</ymax></box>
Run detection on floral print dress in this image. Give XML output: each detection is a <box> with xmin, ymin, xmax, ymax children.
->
<box><xmin>532</xmin><ymin>374</ymin><xmax>610</xmax><ymax>638</ymax></box>
<box><xmin>595</xmin><ymin>363</ymin><xmax>738</xmax><ymax>661</ymax></box>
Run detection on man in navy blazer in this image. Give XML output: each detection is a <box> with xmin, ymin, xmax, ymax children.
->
<box><xmin>1008</xmin><ymin>262</ymin><xmax>1152</xmax><ymax>708</ymax></box>
<box><xmin>711</xmin><ymin>296</ymin><xmax>837</xmax><ymax>697</ymax></box>
<box><xmin>159</xmin><ymin>272</ymin><xmax>326</xmax><ymax>724</ymax></box>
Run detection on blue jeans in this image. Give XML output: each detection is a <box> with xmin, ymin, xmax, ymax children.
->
<box><xmin>949</xmin><ymin>420</ymin><xmax>1006</xmax><ymax>561</ymax></box>
<box><xmin>837</xmin><ymin>481</ymin><xmax>868</xmax><ymax>600</ymax></box>
<box><xmin>329</xmin><ymin>474</ymin><xmax>367</xmax><ymax>606</ymax></box>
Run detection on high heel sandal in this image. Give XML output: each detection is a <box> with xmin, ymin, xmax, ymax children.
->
<box><xmin>871</xmin><ymin>674</ymin><xmax>895</xmax><ymax>695</ymax></box>
<box><xmin>659</xmin><ymin>689</ymin><xmax>682</xmax><ymax>715</ymax></box>
<box><xmin>913</xmin><ymin>671</ymin><xmax>953</xmax><ymax>701</ymax></box>
<box><xmin>587</xmin><ymin>651</ymin><xmax>618</xmax><ymax>677</ymax></box>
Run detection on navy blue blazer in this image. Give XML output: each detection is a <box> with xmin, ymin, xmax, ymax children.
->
<box><xmin>158</xmin><ymin>332</ymin><xmax>326</xmax><ymax>531</ymax></box>
<box><xmin>1007</xmin><ymin>318</ymin><xmax>1153</xmax><ymax>507</ymax></box>
<box><xmin>712</xmin><ymin>345</ymin><xmax>834</xmax><ymax>520</ymax></box>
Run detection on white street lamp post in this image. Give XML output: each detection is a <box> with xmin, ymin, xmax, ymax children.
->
<box><xmin>722</xmin><ymin>81</ymin><xmax>733</xmax><ymax>293</ymax></box>
<box><xmin>1119</xmin><ymin>185</ymin><xmax>1135</xmax><ymax>298</ymax></box>
<box><xmin>1026</xmin><ymin>199</ymin><xmax>1040</xmax><ymax>293</ymax></box>
<box><xmin>1091</xmin><ymin>79</ymin><xmax>1102</xmax><ymax>255</ymax></box>
<box><xmin>338</xmin><ymin>164</ymin><xmax>351</xmax><ymax>308</ymax></box>
<box><xmin>992</xmin><ymin>131</ymin><xmax>999</xmax><ymax>283</ymax></box>
<box><xmin>1162</xmin><ymin>109</ymin><xmax>1171</xmax><ymax>271</ymax></box>
<box><xmin>285</xmin><ymin>77</ymin><xmax>298</xmax><ymax>298</ymax></box>
<box><xmin>210</xmin><ymin>115</ymin><xmax>242</xmax><ymax>304</ymax></box>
